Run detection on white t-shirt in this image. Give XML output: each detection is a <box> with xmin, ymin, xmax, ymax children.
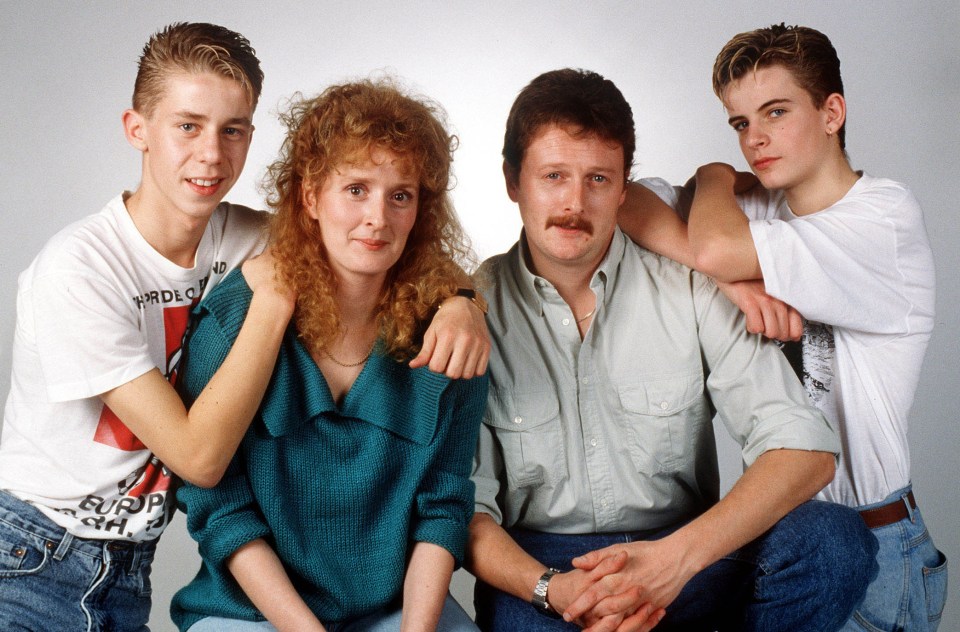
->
<box><xmin>739</xmin><ymin>173</ymin><xmax>935</xmax><ymax>507</ymax></box>
<box><xmin>0</xmin><ymin>194</ymin><xmax>267</xmax><ymax>540</ymax></box>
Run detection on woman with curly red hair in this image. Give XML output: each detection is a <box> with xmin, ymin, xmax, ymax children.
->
<box><xmin>171</xmin><ymin>79</ymin><xmax>487</xmax><ymax>632</ymax></box>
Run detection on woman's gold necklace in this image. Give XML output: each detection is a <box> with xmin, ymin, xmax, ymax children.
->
<box><xmin>322</xmin><ymin>341</ymin><xmax>376</xmax><ymax>368</ymax></box>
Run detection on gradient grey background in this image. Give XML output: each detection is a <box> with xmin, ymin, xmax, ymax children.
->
<box><xmin>1</xmin><ymin>2</ymin><xmax>956</xmax><ymax>630</ymax></box>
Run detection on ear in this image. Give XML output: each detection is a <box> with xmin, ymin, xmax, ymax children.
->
<box><xmin>122</xmin><ymin>109</ymin><xmax>148</xmax><ymax>152</ymax></box>
<box><xmin>302</xmin><ymin>181</ymin><xmax>320</xmax><ymax>220</ymax></box>
<box><xmin>822</xmin><ymin>93</ymin><xmax>847</xmax><ymax>136</ymax></box>
<box><xmin>503</xmin><ymin>160</ymin><xmax>520</xmax><ymax>203</ymax></box>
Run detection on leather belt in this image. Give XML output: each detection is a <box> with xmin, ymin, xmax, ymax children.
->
<box><xmin>859</xmin><ymin>491</ymin><xmax>916</xmax><ymax>529</ymax></box>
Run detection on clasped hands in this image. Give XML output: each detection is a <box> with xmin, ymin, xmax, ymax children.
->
<box><xmin>547</xmin><ymin>538</ymin><xmax>697</xmax><ymax>632</ymax></box>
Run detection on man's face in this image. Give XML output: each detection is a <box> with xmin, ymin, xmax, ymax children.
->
<box><xmin>128</xmin><ymin>72</ymin><xmax>254</xmax><ymax>228</ymax></box>
<box><xmin>722</xmin><ymin>64</ymin><xmax>836</xmax><ymax>193</ymax></box>
<box><xmin>507</xmin><ymin>124</ymin><xmax>626</xmax><ymax>279</ymax></box>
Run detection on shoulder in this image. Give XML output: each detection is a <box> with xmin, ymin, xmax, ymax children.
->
<box><xmin>207</xmin><ymin>202</ymin><xmax>270</xmax><ymax>251</ymax></box>
<box><xmin>193</xmin><ymin>268</ymin><xmax>254</xmax><ymax>341</ymax></box>
<box><xmin>23</xmin><ymin>196</ymin><xmax>131</xmax><ymax>284</ymax></box>
<box><xmin>842</xmin><ymin>174</ymin><xmax>919</xmax><ymax>216</ymax></box>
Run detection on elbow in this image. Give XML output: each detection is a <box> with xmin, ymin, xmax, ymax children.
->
<box><xmin>176</xmin><ymin>457</ymin><xmax>229</xmax><ymax>489</ymax></box>
<box><xmin>692</xmin><ymin>239</ymin><xmax>734</xmax><ymax>281</ymax></box>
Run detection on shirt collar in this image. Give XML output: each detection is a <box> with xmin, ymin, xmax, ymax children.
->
<box><xmin>513</xmin><ymin>227</ymin><xmax>627</xmax><ymax>315</ymax></box>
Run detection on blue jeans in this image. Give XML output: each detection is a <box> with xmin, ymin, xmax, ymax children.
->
<box><xmin>188</xmin><ymin>593</ymin><xmax>478</xmax><ymax>631</ymax></box>
<box><xmin>840</xmin><ymin>486</ymin><xmax>948</xmax><ymax>631</ymax></box>
<box><xmin>475</xmin><ymin>500</ymin><xmax>877</xmax><ymax>632</ymax></box>
<box><xmin>0</xmin><ymin>490</ymin><xmax>156</xmax><ymax>632</ymax></box>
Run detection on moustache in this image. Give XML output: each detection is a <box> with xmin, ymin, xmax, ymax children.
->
<box><xmin>546</xmin><ymin>215</ymin><xmax>594</xmax><ymax>235</ymax></box>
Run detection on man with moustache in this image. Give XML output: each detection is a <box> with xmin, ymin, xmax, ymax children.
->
<box><xmin>464</xmin><ymin>68</ymin><xmax>876</xmax><ymax>632</ymax></box>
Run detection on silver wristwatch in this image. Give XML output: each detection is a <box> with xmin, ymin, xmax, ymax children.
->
<box><xmin>531</xmin><ymin>568</ymin><xmax>561</xmax><ymax>618</ymax></box>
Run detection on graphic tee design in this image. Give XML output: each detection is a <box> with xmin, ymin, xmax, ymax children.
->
<box><xmin>0</xmin><ymin>194</ymin><xmax>268</xmax><ymax>540</ymax></box>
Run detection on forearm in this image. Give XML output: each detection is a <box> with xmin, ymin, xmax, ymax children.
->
<box><xmin>465</xmin><ymin>513</ymin><xmax>546</xmax><ymax>602</ymax></box>
<box><xmin>688</xmin><ymin>165</ymin><xmax>762</xmax><ymax>281</ymax></box>
<box><xmin>102</xmin><ymin>287</ymin><xmax>291</xmax><ymax>487</ymax></box>
<box><xmin>227</xmin><ymin>539</ymin><xmax>326</xmax><ymax>632</ymax></box>
<box><xmin>619</xmin><ymin>181</ymin><xmax>696</xmax><ymax>268</ymax></box>
<box><xmin>664</xmin><ymin>448</ymin><xmax>834</xmax><ymax>575</ymax></box>
<box><xmin>184</xmin><ymin>288</ymin><xmax>292</xmax><ymax>480</ymax></box>
<box><xmin>401</xmin><ymin>542</ymin><xmax>455</xmax><ymax>632</ymax></box>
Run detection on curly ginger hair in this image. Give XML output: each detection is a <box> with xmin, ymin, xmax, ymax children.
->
<box><xmin>264</xmin><ymin>79</ymin><xmax>473</xmax><ymax>360</ymax></box>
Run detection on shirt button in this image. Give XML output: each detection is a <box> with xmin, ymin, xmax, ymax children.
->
<box><xmin>513</xmin><ymin>416</ymin><xmax>523</xmax><ymax>424</ymax></box>
<box><xmin>581</xmin><ymin>377</ymin><xmax>590</xmax><ymax>385</ymax></box>
<box><xmin>562</xmin><ymin>318</ymin><xmax>570</xmax><ymax>326</ymax></box>
<box><xmin>660</xmin><ymin>401</ymin><xmax>669</xmax><ymax>410</ymax></box>
<box><xmin>590</xmin><ymin>437</ymin><xmax>598</xmax><ymax>447</ymax></box>
<box><xmin>600</xmin><ymin>499</ymin><xmax>609</xmax><ymax>508</ymax></box>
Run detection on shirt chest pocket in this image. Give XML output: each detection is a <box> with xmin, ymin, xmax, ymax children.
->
<box><xmin>617</xmin><ymin>373</ymin><xmax>706</xmax><ymax>475</ymax></box>
<box><xmin>484</xmin><ymin>389</ymin><xmax>566</xmax><ymax>489</ymax></box>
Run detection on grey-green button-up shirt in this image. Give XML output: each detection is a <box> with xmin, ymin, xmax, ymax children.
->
<box><xmin>471</xmin><ymin>225</ymin><xmax>838</xmax><ymax>534</ymax></box>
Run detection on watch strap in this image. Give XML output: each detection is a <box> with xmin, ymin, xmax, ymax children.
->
<box><xmin>531</xmin><ymin>567</ymin><xmax>562</xmax><ymax>618</ymax></box>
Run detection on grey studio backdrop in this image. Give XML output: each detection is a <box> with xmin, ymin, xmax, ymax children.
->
<box><xmin>1</xmin><ymin>1</ymin><xmax>957</xmax><ymax>630</ymax></box>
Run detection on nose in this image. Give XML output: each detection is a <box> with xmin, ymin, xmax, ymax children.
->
<box><xmin>563</xmin><ymin>179</ymin><xmax>586</xmax><ymax>213</ymax></box>
<box><xmin>364</xmin><ymin>196</ymin><xmax>388</xmax><ymax>228</ymax></box>
<box><xmin>745</xmin><ymin>124</ymin><xmax>768</xmax><ymax>149</ymax></box>
<box><xmin>197</xmin><ymin>131</ymin><xmax>223</xmax><ymax>164</ymax></box>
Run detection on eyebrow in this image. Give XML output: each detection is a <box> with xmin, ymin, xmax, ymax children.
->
<box><xmin>727</xmin><ymin>98</ymin><xmax>794</xmax><ymax>126</ymax></box>
<box><xmin>172</xmin><ymin>111</ymin><xmax>252</xmax><ymax>126</ymax></box>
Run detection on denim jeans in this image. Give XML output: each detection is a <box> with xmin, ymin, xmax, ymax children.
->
<box><xmin>188</xmin><ymin>593</ymin><xmax>478</xmax><ymax>631</ymax></box>
<box><xmin>840</xmin><ymin>485</ymin><xmax>948</xmax><ymax>631</ymax></box>
<box><xmin>475</xmin><ymin>500</ymin><xmax>878</xmax><ymax>632</ymax></box>
<box><xmin>0</xmin><ymin>490</ymin><xmax>156</xmax><ymax>632</ymax></box>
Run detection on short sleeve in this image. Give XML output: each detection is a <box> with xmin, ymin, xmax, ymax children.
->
<box><xmin>31</xmin><ymin>271</ymin><xmax>154</xmax><ymax>401</ymax></box>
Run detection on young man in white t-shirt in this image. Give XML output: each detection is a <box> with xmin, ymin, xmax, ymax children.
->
<box><xmin>620</xmin><ymin>23</ymin><xmax>946</xmax><ymax>631</ymax></box>
<box><xmin>0</xmin><ymin>22</ymin><xmax>489</xmax><ymax>631</ymax></box>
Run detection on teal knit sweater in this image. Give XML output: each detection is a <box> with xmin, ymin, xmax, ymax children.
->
<box><xmin>170</xmin><ymin>270</ymin><xmax>488</xmax><ymax>630</ymax></box>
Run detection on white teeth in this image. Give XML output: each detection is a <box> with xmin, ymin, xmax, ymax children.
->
<box><xmin>190</xmin><ymin>178</ymin><xmax>219</xmax><ymax>187</ymax></box>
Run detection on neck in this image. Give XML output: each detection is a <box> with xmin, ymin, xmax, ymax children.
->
<box><xmin>785</xmin><ymin>155</ymin><xmax>860</xmax><ymax>216</ymax></box>
<box><xmin>124</xmin><ymin>190</ymin><xmax>207</xmax><ymax>267</ymax></box>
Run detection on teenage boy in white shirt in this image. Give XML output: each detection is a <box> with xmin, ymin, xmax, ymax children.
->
<box><xmin>619</xmin><ymin>23</ymin><xmax>947</xmax><ymax>631</ymax></box>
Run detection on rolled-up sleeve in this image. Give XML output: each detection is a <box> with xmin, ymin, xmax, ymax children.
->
<box><xmin>413</xmin><ymin>374</ymin><xmax>488</xmax><ymax>566</ymax></box>
<box><xmin>692</xmin><ymin>272</ymin><xmax>839</xmax><ymax>465</ymax></box>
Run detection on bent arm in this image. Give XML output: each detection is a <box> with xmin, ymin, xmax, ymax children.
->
<box><xmin>688</xmin><ymin>163</ymin><xmax>763</xmax><ymax>282</ymax></box>
<box><xmin>226</xmin><ymin>538</ymin><xmax>327</xmax><ymax>632</ymax></box>
<box><xmin>568</xmin><ymin>449</ymin><xmax>833</xmax><ymax>626</ymax></box>
<box><xmin>102</xmin><ymin>255</ymin><xmax>295</xmax><ymax>487</ymax></box>
<box><xmin>619</xmin><ymin>181</ymin><xmax>696</xmax><ymax>268</ymax></box>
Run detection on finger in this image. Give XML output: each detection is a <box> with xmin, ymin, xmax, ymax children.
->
<box><xmin>408</xmin><ymin>332</ymin><xmax>437</xmax><ymax>369</ymax></box>
<box><xmin>742</xmin><ymin>303</ymin><xmax>765</xmax><ymax>335</ymax></box>
<box><xmin>760</xmin><ymin>302</ymin><xmax>783</xmax><ymax>341</ymax></box>
<box><xmin>585</xmin><ymin>550</ymin><xmax>628</xmax><ymax>581</ymax></box>
<box><xmin>787</xmin><ymin>307</ymin><xmax>803</xmax><ymax>341</ymax></box>
<box><xmin>431</xmin><ymin>336</ymin><xmax>461</xmax><ymax>378</ymax></box>
<box><xmin>459</xmin><ymin>345</ymin><xmax>483</xmax><ymax>380</ymax></box>
<box><xmin>582</xmin><ymin>613</ymin><xmax>625</xmax><ymax>632</ymax></box>
<box><xmin>564</xmin><ymin>575</ymin><xmax>627</xmax><ymax>622</ymax></box>
<box><xmin>586</xmin><ymin>586</ymin><xmax>643</xmax><ymax>619</ymax></box>
<box><xmin>617</xmin><ymin>606</ymin><xmax>665</xmax><ymax>632</ymax></box>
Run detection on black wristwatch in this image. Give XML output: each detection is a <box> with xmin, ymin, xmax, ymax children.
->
<box><xmin>531</xmin><ymin>568</ymin><xmax>562</xmax><ymax>618</ymax></box>
<box><xmin>454</xmin><ymin>287</ymin><xmax>488</xmax><ymax>314</ymax></box>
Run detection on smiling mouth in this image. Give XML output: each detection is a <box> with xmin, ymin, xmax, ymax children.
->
<box><xmin>188</xmin><ymin>178</ymin><xmax>223</xmax><ymax>187</ymax></box>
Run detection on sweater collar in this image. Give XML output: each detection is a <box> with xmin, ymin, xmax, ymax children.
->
<box><xmin>258</xmin><ymin>335</ymin><xmax>451</xmax><ymax>445</ymax></box>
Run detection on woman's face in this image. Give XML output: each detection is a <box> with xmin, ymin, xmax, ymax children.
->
<box><xmin>305</xmin><ymin>147</ymin><xmax>419</xmax><ymax>289</ymax></box>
